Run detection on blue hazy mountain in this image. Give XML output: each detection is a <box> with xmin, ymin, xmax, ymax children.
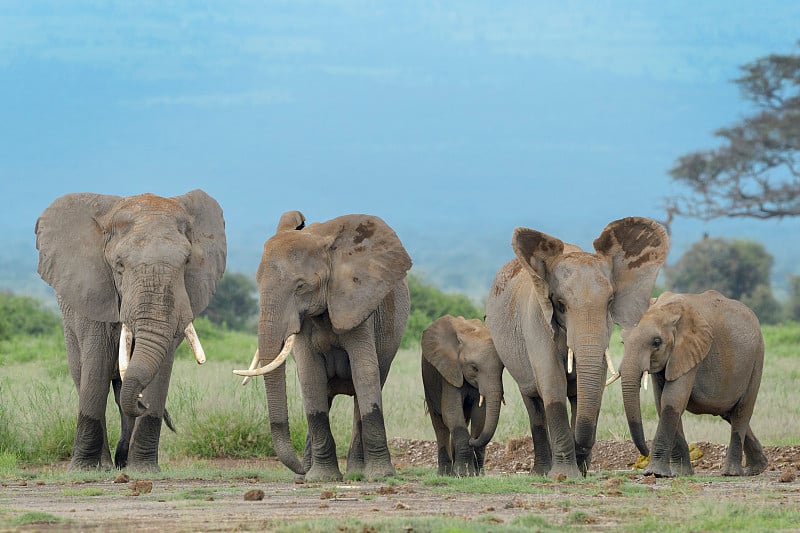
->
<box><xmin>2</xmin><ymin>2</ymin><xmax>799</xmax><ymax>301</ymax></box>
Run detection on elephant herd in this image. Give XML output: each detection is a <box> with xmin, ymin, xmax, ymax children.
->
<box><xmin>35</xmin><ymin>190</ymin><xmax>768</xmax><ymax>481</ymax></box>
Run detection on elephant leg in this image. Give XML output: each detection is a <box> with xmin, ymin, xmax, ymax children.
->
<box><xmin>346</xmin><ymin>397</ymin><xmax>366</xmax><ymax>477</ymax></box>
<box><xmin>429</xmin><ymin>409</ymin><xmax>453</xmax><ymax>476</ymax></box>
<box><xmin>342</xmin><ymin>334</ymin><xmax>394</xmax><ymax>480</ymax></box>
<box><xmin>646</xmin><ymin>381</ymin><xmax>692</xmax><ymax>478</ymax></box>
<box><xmin>126</xmin><ymin>338</ymin><xmax>180</xmax><ymax>472</ymax></box>
<box><xmin>441</xmin><ymin>387</ymin><xmax>475</xmax><ymax>477</ymax></box>
<box><xmin>743</xmin><ymin>426</ymin><xmax>768</xmax><ymax>476</ymax></box>
<box><xmin>721</xmin><ymin>401</ymin><xmax>754</xmax><ymax>477</ymax></box>
<box><xmin>669</xmin><ymin>420</ymin><xmax>694</xmax><ymax>476</ymax></box>
<box><xmin>295</xmin><ymin>353</ymin><xmax>341</xmax><ymax>482</ymax></box>
<box><xmin>111</xmin><ymin>377</ymin><xmax>134</xmax><ymax>469</ymax></box>
<box><xmin>521</xmin><ymin>394</ymin><xmax>552</xmax><ymax>475</ymax></box>
<box><xmin>65</xmin><ymin>318</ymin><xmax>115</xmax><ymax>470</ymax></box>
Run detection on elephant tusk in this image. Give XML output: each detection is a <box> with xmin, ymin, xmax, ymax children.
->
<box><xmin>479</xmin><ymin>395</ymin><xmax>484</xmax><ymax>407</ymax></box>
<box><xmin>642</xmin><ymin>370</ymin><xmax>649</xmax><ymax>391</ymax></box>
<box><xmin>118</xmin><ymin>323</ymin><xmax>133</xmax><ymax>382</ymax></box>
<box><xmin>240</xmin><ymin>349</ymin><xmax>261</xmax><ymax>386</ymax></box>
<box><xmin>233</xmin><ymin>335</ymin><xmax>296</xmax><ymax>377</ymax></box>
<box><xmin>605</xmin><ymin>348</ymin><xmax>620</xmax><ymax>386</ymax></box>
<box><xmin>184</xmin><ymin>322</ymin><xmax>206</xmax><ymax>365</ymax></box>
<box><xmin>567</xmin><ymin>348</ymin><xmax>574</xmax><ymax>374</ymax></box>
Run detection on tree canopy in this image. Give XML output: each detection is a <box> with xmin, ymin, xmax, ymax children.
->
<box><xmin>401</xmin><ymin>273</ymin><xmax>483</xmax><ymax>348</ymax></box>
<box><xmin>666</xmin><ymin>43</ymin><xmax>800</xmax><ymax>224</ymax></box>
<box><xmin>201</xmin><ymin>272</ymin><xmax>259</xmax><ymax>331</ymax></box>
<box><xmin>666</xmin><ymin>237</ymin><xmax>781</xmax><ymax>323</ymax></box>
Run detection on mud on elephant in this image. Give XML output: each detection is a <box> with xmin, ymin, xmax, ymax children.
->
<box><xmin>422</xmin><ymin>315</ymin><xmax>504</xmax><ymax>476</ymax></box>
<box><xmin>620</xmin><ymin>290</ymin><xmax>768</xmax><ymax>477</ymax></box>
<box><xmin>234</xmin><ymin>211</ymin><xmax>411</xmax><ymax>482</ymax></box>
<box><xmin>486</xmin><ymin>217</ymin><xmax>669</xmax><ymax>478</ymax></box>
<box><xmin>36</xmin><ymin>191</ymin><xmax>226</xmax><ymax>471</ymax></box>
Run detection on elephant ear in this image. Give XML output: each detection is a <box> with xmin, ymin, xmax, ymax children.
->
<box><xmin>276</xmin><ymin>210</ymin><xmax>306</xmax><ymax>232</ymax></box>
<box><xmin>512</xmin><ymin>227</ymin><xmax>564</xmax><ymax>334</ymax></box>
<box><xmin>663</xmin><ymin>300</ymin><xmax>713</xmax><ymax>381</ymax></box>
<box><xmin>35</xmin><ymin>193</ymin><xmax>122</xmax><ymax>322</ymax></box>
<box><xmin>173</xmin><ymin>190</ymin><xmax>227</xmax><ymax>316</ymax></box>
<box><xmin>326</xmin><ymin>214</ymin><xmax>412</xmax><ymax>332</ymax></box>
<box><xmin>422</xmin><ymin>315</ymin><xmax>463</xmax><ymax>387</ymax></box>
<box><xmin>593</xmin><ymin>217</ymin><xmax>669</xmax><ymax>328</ymax></box>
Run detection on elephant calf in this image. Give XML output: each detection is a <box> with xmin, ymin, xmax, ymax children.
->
<box><xmin>620</xmin><ymin>290</ymin><xmax>768</xmax><ymax>477</ymax></box>
<box><xmin>422</xmin><ymin>315</ymin><xmax>504</xmax><ymax>476</ymax></box>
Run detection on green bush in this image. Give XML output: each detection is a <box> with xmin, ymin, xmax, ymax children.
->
<box><xmin>0</xmin><ymin>292</ymin><xmax>61</xmax><ymax>341</ymax></box>
<box><xmin>401</xmin><ymin>273</ymin><xmax>483</xmax><ymax>347</ymax></box>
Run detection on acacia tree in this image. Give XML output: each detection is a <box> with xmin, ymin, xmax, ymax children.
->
<box><xmin>666</xmin><ymin>43</ymin><xmax>800</xmax><ymax>223</ymax></box>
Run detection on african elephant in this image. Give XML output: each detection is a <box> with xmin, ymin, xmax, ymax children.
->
<box><xmin>234</xmin><ymin>211</ymin><xmax>411</xmax><ymax>482</ymax></box>
<box><xmin>35</xmin><ymin>191</ymin><xmax>226</xmax><ymax>471</ymax></box>
<box><xmin>421</xmin><ymin>315</ymin><xmax>504</xmax><ymax>476</ymax></box>
<box><xmin>620</xmin><ymin>290</ymin><xmax>768</xmax><ymax>477</ymax></box>
<box><xmin>485</xmin><ymin>217</ymin><xmax>669</xmax><ymax>478</ymax></box>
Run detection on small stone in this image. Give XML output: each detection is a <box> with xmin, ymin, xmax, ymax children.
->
<box><xmin>378</xmin><ymin>485</ymin><xmax>397</xmax><ymax>495</ymax></box>
<box><xmin>36</xmin><ymin>480</ymin><xmax>45</xmax><ymax>486</ymax></box>
<box><xmin>129</xmin><ymin>480</ymin><xmax>153</xmax><ymax>493</ymax></box>
<box><xmin>319</xmin><ymin>503</ymin><xmax>329</xmax><ymax>509</ymax></box>
<box><xmin>552</xmin><ymin>473</ymin><xmax>567</xmax><ymax>482</ymax></box>
<box><xmin>244</xmin><ymin>489</ymin><xmax>265</xmax><ymax>501</ymax></box>
<box><xmin>320</xmin><ymin>490</ymin><xmax>335</xmax><ymax>499</ymax></box>
<box><xmin>779</xmin><ymin>467</ymin><xmax>796</xmax><ymax>483</ymax></box>
<box><xmin>205</xmin><ymin>496</ymin><xmax>214</xmax><ymax>501</ymax></box>
<box><xmin>114</xmin><ymin>473</ymin><xmax>130</xmax><ymax>484</ymax></box>
<box><xmin>394</xmin><ymin>502</ymin><xmax>409</xmax><ymax>510</ymax></box>
<box><xmin>640</xmin><ymin>474</ymin><xmax>656</xmax><ymax>485</ymax></box>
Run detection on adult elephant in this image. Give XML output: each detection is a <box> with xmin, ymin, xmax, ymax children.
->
<box><xmin>485</xmin><ymin>217</ymin><xmax>668</xmax><ymax>478</ymax></box>
<box><xmin>36</xmin><ymin>191</ymin><xmax>226</xmax><ymax>471</ymax></box>
<box><xmin>234</xmin><ymin>211</ymin><xmax>411</xmax><ymax>482</ymax></box>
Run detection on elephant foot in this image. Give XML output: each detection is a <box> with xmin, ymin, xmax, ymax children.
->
<box><xmin>68</xmin><ymin>458</ymin><xmax>111</xmax><ymax>471</ymax></box>
<box><xmin>305</xmin><ymin>463</ymin><xmax>343</xmax><ymax>483</ymax></box>
<box><xmin>452</xmin><ymin>460</ymin><xmax>477</xmax><ymax>477</ymax></box>
<box><xmin>644</xmin><ymin>461</ymin><xmax>673</xmax><ymax>478</ymax></box>
<box><xmin>670</xmin><ymin>460</ymin><xmax>694</xmax><ymax>476</ymax></box>
<box><xmin>744</xmin><ymin>455</ymin><xmax>768</xmax><ymax>476</ymax></box>
<box><xmin>721</xmin><ymin>462</ymin><xmax>745</xmax><ymax>476</ymax></box>
<box><xmin>530</xmin><ymin>462</ymin><xmax>551</xmax><ymax>477</ymax></box>
<box><xmin>363</xmin><ymin>460</ymin><xmax>396</xmax><ymax>480</ymax></box>
<box><xmin>124</xmin><ymin>460</ymin><xmax>161</xmax><ymax>474</ymax></box>
<box><xmin>437</xmin><ymin>463</ymin><xmax>453</xmax><ymax>476</ymax></box>
<box><xmin>548</xmin><ymin>462</ymin><xmax>582</xmax><ymax>480</ymax></box>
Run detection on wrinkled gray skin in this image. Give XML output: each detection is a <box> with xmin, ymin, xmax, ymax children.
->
<box><xmin>486</xmin><ymin>217</ymin><xmax>669</xmax><ymax>478</ymax></box>
<box><xmin>36</xmin><ymin>191</ymin><xmax>226</xmax><ymax>472</ymax></box>
<box><xmin>255</xmin><ymin>211</ymin><xmax>411</xmax><ymax>482</ymax></box>
<box><xmin>421</xmin><ymin>315</ymin><xmax>504</xmax><ymax>476</ymax></box>
<box><xmin>620</xmin><ymin>290</ymin><xmax>768</xmax><ymax>477</ymax></box>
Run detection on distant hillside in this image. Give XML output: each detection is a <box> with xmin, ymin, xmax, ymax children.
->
<box><xmin>3</xmin><ymin>217</ymin><xmax>800</xmax><ymax>305</ymax></box>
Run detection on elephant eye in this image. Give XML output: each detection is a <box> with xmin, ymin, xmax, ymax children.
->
<box><xmin>556</xmin><ymin>300</ymin><xmax>566</xmax><ymax>314</ymax></box>
<box><xmin>652</xmin><ymin>337</ymin><xmax>662</xmax><ymax>348</ymax></box>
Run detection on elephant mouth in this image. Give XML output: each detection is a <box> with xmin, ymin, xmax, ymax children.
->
<box><xmin>233</xmin><ymin>333</ymin><xmax>297</xmax><ymax>384</ymax></box>
<box><xmin>118</xmin><ymin>321</ymin><xmax>206</xmax><ymax>382</ymax></box>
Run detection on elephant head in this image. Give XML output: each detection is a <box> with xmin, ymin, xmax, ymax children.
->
<box><xmin>36</xmin><ymin>190</ymin><xmax>226</xmax><ymax>418</ymax></box>
<box><xmin>421</xmin><ymin>315</ymin><xmax>505</xmax><ymax>449</ymax></box>
<box><xmin>620</xmin><ymin>292</ymin><xmax>713</xmax><ymax>456</ymax></box>
<box><xmin>513</xmin><ymin>217</ymin><xmax>668</xmax><ymax>463</ymax></box>
<box><xmin>237</xmin><ymin>211</ymin><xmax>411</xmax><ymax>474</ymax></box>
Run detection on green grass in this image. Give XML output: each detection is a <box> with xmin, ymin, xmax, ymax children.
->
<box><xmin>1</xmin><ymin>319</ymin><xmax>797</xmax><ymax>467</ymax></box>
<box><xmin>8</xmin><ymin>511</ymin><xmax>64</xmax><ymax>527</ymax></box>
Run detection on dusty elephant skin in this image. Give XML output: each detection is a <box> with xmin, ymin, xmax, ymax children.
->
<box><xmin>234</xmin><ymin>211</ymin><xmax>411</xmax><ymax>482</ymax></box>
<box><xmin>421</xmin><ymin>315</ymin><xmax>504</xmax><ymax>476</ymax></box>
<box><xmin>485</xmin><ymin>217</ymin><xmax>669</xmax><ymax>479</ymax></box>
<box><xmin>620</xmin><ymin>290</ymin><xmax>769</xmax><ymax>477</ymax></box>
<box><xmin>35</xmin><ymin>190</ymin><xmax>226</xmax><ymax>472</ymax></box>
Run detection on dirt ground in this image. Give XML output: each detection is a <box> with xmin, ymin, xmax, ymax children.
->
<box><xmin>2</xmin><ymin>439</ymin><xmax>799</xmax><ymax>532</ymax></box>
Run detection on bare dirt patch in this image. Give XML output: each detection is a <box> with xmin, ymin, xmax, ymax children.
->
<box><xmin>1</xmin><ymin>440</ymin><xmax>798</xmax><ymax>532</ymax></box>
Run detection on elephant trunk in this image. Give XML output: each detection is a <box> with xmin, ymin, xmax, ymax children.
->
<box><xmin>120</xmin><ymin>322</ymin><xmax>172</xmax><ymax>417</ymax></box>
<box><xmin>621</xmin><ymin>354</ymin><xmax>649</xmax><ymax>457</ymax></box>
<box><xmin>469</xmin><ymin>389</ymin><xmax>503</xmax><ymax>449</ymax></box>
<box><xmin>259</xmin><ymin>319</ymin><xmax>304</xmax><ymax>475</ymax></box>
<box><xmin>572</xmin><ymin>339</ymin><xmax>607</xmax><ymax>466</ymax></box>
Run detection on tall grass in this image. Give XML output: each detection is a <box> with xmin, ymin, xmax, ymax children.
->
<box><xmin>1</xmin><ymin>319</ymin><xmax>797</xmax><ymax>466</ymax></box>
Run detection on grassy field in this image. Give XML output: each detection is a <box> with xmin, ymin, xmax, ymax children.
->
<box><xmin>1</xmin><ymin>318</ymin><xmax>798</xmax><ymax>466</ymax></box>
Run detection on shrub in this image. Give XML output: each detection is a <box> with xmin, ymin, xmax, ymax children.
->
<box><xmin>0</xmin><ymin>292</ymin><xmax>61</xmax><ymax>341</ymax></box>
